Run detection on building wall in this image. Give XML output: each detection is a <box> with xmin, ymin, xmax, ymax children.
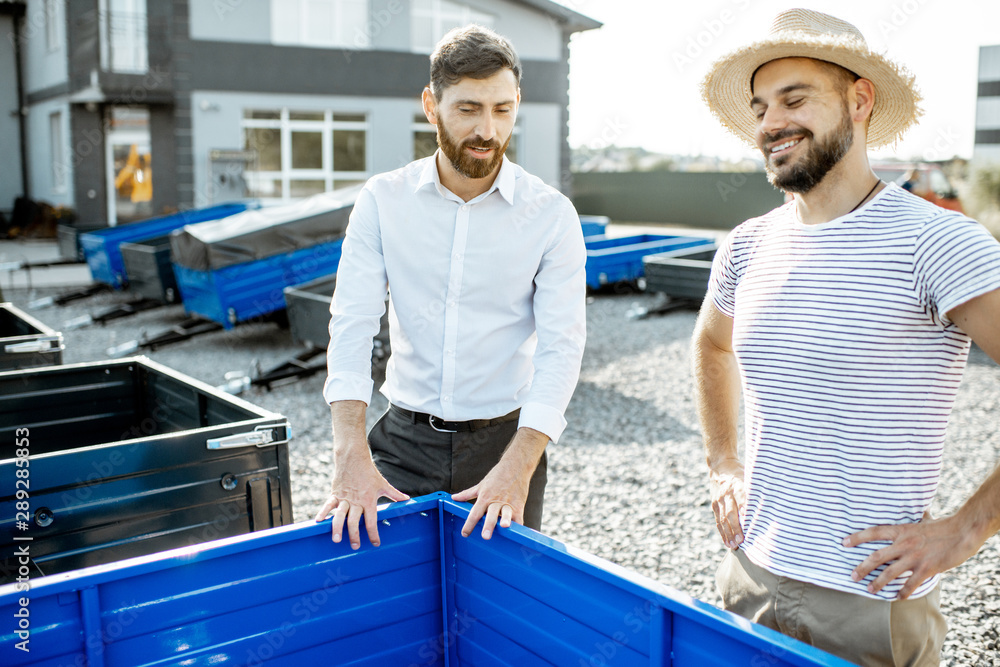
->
<box><xmin>22</xmin><ymin>0</ymin><xmax>68</xmax><ymax>95</ymax></box>
<box><xmin>189</xmin><ymin>90</ymin><xmax>563</xmax><ymax>206</ymax></box>
<box><xmin>571</xmin><ymin>171</ymin><xmax>784</xmax><ymax>229</ymax></box>
<box><xmin>974</xmin><ymin>44</ymin><xmax>1000</xmax><ymax>166</ymax></box>
<box><xmin>0</xmin><ymin>13</ymin><xmax>24</xmax><ymax>210</ymax></box>
<box><xmin>188</xmin><ymin>0</ymin><xmax>563</xmax><ymax>61</ymax></box>
<box><xmin>188</xmin><ymin>0</ymin><xmax>271</xmax><ymax>44</ymax></box>
<box><xmin>25</xmin><ymin>98</ymin><xmax>74</xmax><ymax>208</ymax></box>
<box><xmin>471</xmin><ymin>0</ymin><xmax>562</xmax><ymax>61</ymax></box>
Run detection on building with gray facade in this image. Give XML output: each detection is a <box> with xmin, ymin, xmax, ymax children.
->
<box><xmin>5</xmin><ymin>0</ymin><xmax>599</xmax><ymax>228</ymax></box>
<box><xmin>975</xmin><ymin>44</ymin><xmax>1000</xmax><ymax>166</ymax></box>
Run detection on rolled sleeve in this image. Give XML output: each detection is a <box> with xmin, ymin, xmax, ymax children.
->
<box><xmin>518</xmin><ymin>400</ymin><xmax>569</xmax><ymax>444</ymax></box>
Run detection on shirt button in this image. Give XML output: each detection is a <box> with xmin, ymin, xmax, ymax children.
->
<box><xmin>453</xmin><ymin>253</ymin><xmax>462</xmax><ymax>260</ymax></box>
<box><xmin>448</xmin><ymin>301</ymin><xmax>456</xmax><ymax>308</ymax></box>
<box><xmin>443</xmin><ymin>395</ymin><xmax>452</xmax><ymax>402</ymax></box>
<box><xmin>460</xmin><ymin>205</ymin><xmax>468</xmax><ymax>211</ymax></box>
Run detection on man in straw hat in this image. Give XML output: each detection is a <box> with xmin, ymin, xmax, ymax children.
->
<box><xmin>693</xmin><ymin>8</ymin><xmax>1000</xmax><ymax>664</ymax></box>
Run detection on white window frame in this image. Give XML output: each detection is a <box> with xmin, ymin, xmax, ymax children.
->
<box><xmin>271</xmin><ymin>0</ymin><xmax>370</xmax><ymax>49</ymax></box>
<box><xmin>98</xmin><ymin>0</ymin><xmax>148</xmax><ymax>73</ymax></box>
<box><xmin>49</xmin><ymin>111</ymin><xmax>66</xmax><ymax>193</ymax></box>
<box><xmin>411</xmin><ymin>0</ymin><xmax>494</xmax><ymax>53</ymax></box>
<box><xmin>242</xmin><ymin>109</ymin><xmax>371</xmax><ymax>202</ymax></box>
<box><xmin>44</xmin><ymin>0</ymin><xmax>61</xmax><ymax>52</ymax></box>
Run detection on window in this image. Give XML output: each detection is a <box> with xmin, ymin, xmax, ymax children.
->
<box><xmin>107</xmin><ymin>107</ymin><xmax>153</xmax><ymax>224</ymax></box>
<box><xmin>411</xmin><ymin>0</ymin><xmax>494</xmax><ymax>53</ymax></box>
<box><xmin>271</xmin><ymin>0</ymin><xmax>370</xmax><ymax>49</ymax></box>
<box><xmin>411</xmin><ymin>113</ymin><xmax>520</xmax><ymax>163</ymax></box>
<box><xmin>49</xmin><ymin>112</ymin><xmax>66</xmax><ymax>193</ymax></box>
<box><xmin>99</xmin><ymin>0</ymin><xmax>148</xmax><ymax>72</ymax></box>
<box><xmin>242</xmin><ymin>109</ymin><xmax>369</xmax><ymax>201</ymax></box>
<box><xmin>44</xmin><ymin>0</ymin><xmax>61</xmax><ymax>52</ymax></box>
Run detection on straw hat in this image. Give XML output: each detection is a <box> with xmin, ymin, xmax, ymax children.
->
<box><xmin>701</xmin><ymin>8</ymin><xmax>922</xmax><ymax>148</ymax></box>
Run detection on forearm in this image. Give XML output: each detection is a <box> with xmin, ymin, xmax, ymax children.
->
<box><xmin>954</xmin><ymin>461</ymin><xmax>1000</xmax><ymax>546</ymax></box>
<box><xmin>501</xmin><ymin>427</ymin><xmax>550</xmax><ymax>479</ymax></box>
<box><xmin>330</xmin><ymin>400</ymin><xmax>369</xmax><ymax>460</ymax></box>
<box><xmin>692</xmin><ymin>311</ymin><xmax>741</xmax><ymax>471</ymax></box>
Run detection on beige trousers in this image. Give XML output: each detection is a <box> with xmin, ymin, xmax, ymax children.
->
<box><xmin>716</xmin><ymin>549</ymin><xmax>947</xmax><ymax>666</ymax></box>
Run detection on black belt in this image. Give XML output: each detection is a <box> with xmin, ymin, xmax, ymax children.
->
<box><xmin>390</xmin><ymin>404</ymin><xmax>520</xmax><ymax>433</ymax></box>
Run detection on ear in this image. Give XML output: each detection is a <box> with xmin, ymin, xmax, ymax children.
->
<box><xmin>421</xmin><ymin>87</ymin><xmax>438</xmax><ymax>125</ymax></box>
<box><xmin>851</xmin><ymin>78</ymin><xmax>876</xmax><ymax>124</ymax></box>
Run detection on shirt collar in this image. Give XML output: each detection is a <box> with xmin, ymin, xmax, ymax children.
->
<box><xmin>415</xmin><ymin>151</ymin><xmax>516</xmax><ymax>206</ymax></box>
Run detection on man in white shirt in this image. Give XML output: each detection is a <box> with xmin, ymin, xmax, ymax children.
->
<box><xmin>694</xmin><ymin>9</ymin><xmax>1000</xmax><ymax>664</ymax></box>
<box><xmin>315</xmin><ymin>25</ymin><xmax>586</xmax><ymax>550</ymax></box>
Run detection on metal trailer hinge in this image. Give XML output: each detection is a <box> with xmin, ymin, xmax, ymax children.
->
<box><xmin>206</xmin><ymin>423</ymin><xmax>290</xmax><ymax>450</ymax></box>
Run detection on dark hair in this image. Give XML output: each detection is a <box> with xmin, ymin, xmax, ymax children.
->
<box><xmin>750</xmin><ymin>58</ymin><xmax>860</xmax><ymax>94</ymax></box>
<box><xmin>429</xmin><ymin>25</ymin><xmax>522</xmax><ymax>99</ymax></box>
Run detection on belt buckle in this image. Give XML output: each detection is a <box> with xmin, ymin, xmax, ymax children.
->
<box><xmin>428</xmin><ymin>415</ymin><xmax>457</xmax><ymax>433</ymax></box>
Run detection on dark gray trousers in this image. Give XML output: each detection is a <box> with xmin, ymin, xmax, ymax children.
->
<box><xmin>367</xmin><ymin>406</ymin><xmax>547</xmax><ymax>530</ymax></box>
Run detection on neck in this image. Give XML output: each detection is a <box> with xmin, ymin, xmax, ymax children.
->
<box><xmin>435</xmin><ymin>152</ymin><xmax>501</xmax><ymax>202</ymax></box>
<box><xmin>792</xmin><ymin>151</ymin><xmax>882</xmax><ymax>225</ymax></box>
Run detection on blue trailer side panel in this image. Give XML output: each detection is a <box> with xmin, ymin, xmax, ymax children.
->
<box><xmin>0</xmin><ymin>495</ymin><xmax>852</xmax><ymax>667</ymax></box>
<box><xmin>80</xmin><ymin>203</ymin><xmax>252</xmax><ymax>288</ymax></box>
<box><xmin>173</xmin><ymin>239</ymin><xmax>344</xmax><ymax>328</ymax></box>
<box><xmin>585</xmin><ymin>234</ymin><xmax>715</xmax><ymax>288</ymax></box>
<box><xmin>579</xmin><ymin>214</ymin><xmax>609</xmax><ymax>239</ymax></box>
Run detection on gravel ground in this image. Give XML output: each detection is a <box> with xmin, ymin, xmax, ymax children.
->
<box><xmin>5</xmin><ymin>283</ymin><xmax>999</xmax><ymax>666</ymax></box>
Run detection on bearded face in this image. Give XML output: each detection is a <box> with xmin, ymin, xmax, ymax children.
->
<box><xmin>436</xmin><ymin>113</ymin><xmax>513</xmax><ymax>180</ymax></box>
<box><xmin>762</xmin><ymin>101</ymin><xmax>854</xmax><ymax>193</ymax></box>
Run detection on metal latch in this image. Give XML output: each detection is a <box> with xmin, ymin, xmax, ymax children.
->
<box><xmin>206</xmin><ymin>423</ymin><xmax>290</xmax><ymax>450</ymax></box>
<box><xmin>4</xmin><ymin>336</ymin><xmax>65</xmax><ymax>354</ymax></box>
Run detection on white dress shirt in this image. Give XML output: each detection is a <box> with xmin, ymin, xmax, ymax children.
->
<box><xmin>323</xmin><ymin>154</ymin><xmax>586</xmax><ymax>442</ymax></box>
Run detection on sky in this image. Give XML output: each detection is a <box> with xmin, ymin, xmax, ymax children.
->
<box><xmin>559</xmin><ymin>0</ymin><xmax>1000</xmax><ymax>163</ymax></box>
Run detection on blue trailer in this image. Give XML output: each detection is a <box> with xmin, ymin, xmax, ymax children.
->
<box><xmin>585</xmin><ymin>235</ymin><xmax>715</xmax><ymax>289</ymax></box>
<box><xmin>170</xmin><ymin>187</ymin><xmax>358</xmax><ymax>329</ymax></box>
<box><xmin>0</xmin><ymin>493</ymin><xmax>849</xmax><ymax>666</ymax></box>
<box><xmin>172</xmin><ymin>239</ymin><xmax>345</xmax><ymax>328</ymax></box>
<box><xmin>79</xmin><ymin>202</ymin><xmax>253</xmax><ymax>289</ymax></box>
<box><xmin>579</xmin><ymin>214</ymin><xmax>609</xmax><ymax>240</ymax></box>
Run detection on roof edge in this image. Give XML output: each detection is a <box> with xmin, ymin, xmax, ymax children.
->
<box><xmin>513</xmin><ymin>0</ymin><xmax>602</xmax><ymax>33</ymax></box>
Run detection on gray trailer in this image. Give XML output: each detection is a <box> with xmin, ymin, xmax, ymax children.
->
<box><xmin>0</xmin><ymin>356</ymin><xmax>293</xmax><ymax>582</ymax></box>
<box><xmin>0</xmin><ymin>302</ymin><xmax>64</xmax><ymax>370</ymax></box>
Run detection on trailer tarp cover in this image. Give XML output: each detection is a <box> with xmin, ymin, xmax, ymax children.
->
<box><xmin>170</xmin><ymin>185</ymin><xmax>362</xmax><ymax>271</ymax></box>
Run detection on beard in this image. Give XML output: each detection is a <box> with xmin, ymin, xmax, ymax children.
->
<box><xmin>762</xmin><ymin>105</ymin><xmax>854</xmax><ymax>194</ymax></box>
<box><xmin>436</xmin><ymin>118</ymin><xmax>512</xmax><ymax>180</ymax></box>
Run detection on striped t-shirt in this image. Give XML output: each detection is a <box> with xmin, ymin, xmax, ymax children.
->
<box><xmin>709</xmin><ymin>183</ymin><xmax>1000</xmax><ymax>600</ymax></box>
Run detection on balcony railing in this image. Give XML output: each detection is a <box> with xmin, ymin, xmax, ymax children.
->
<box><xmin>100</xmin><ymin>11</ymin><xmax>148</xmax><ymax>73</ymax></box>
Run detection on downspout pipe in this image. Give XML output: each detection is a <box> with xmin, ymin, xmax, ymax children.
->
<box><xmin>12</xmin><ymin>3</ymin><xmax>30</xmax><ymax>199</ymax></box>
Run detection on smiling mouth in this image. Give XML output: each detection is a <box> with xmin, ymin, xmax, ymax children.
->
<box><xmin>769</xmin><ymin>138</ymin><xmax>801</xmax><ymax>155</ymax></box>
